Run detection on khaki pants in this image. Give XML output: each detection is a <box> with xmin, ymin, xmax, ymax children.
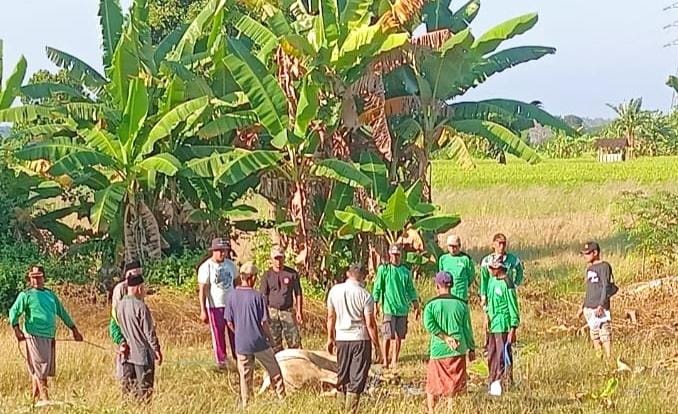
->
<box><xmin>237</xmin><ymin>348</ymin><xmax>285</xmax><ymax>406</ymax></box>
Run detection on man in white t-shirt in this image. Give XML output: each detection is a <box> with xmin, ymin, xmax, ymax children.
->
<box><xmin>198</xmin><ymin>238</ymin><xmax>239</xmax><ymax>369</ymax></box>
<box><xmin>326</xmin><ymin>263</ymin><xmax>381</xmax><ymax>413</ymax></box>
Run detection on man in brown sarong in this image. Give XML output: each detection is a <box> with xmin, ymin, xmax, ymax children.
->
<box><xmin>9</xmin><ymin>265</ymin><xmax>83</xmax><ymax>406</ymax></box>
<box><xmin>423</xmin><ymin>271</ymin><xmax>476</xmax><ymax>413</ymax></box>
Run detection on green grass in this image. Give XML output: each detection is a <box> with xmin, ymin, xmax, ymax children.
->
<box><xmin>431</xmin><ymin>156</ymin><xmax>678</xmax><ymax>189</ymax></box>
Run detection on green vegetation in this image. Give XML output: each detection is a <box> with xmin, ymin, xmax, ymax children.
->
<box><xmin>0</xmin><ymin>2</ymin><xmax>677</xmax><ymax>411</ymax></box>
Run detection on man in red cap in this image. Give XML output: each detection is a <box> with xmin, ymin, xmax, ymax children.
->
<box><xmin>197</xmin><ymin>238</ymin><xmax>238</xmax><ymax>369</ymax></box>
<box><xmin>9</xmin><ymin>265</ymin><xmax>83</xmax><ymax>406</ymax></box>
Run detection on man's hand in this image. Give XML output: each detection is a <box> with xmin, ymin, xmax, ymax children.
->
<box><xmin>200</xmin><ymin>309</ymin><xmax>209</xmax><ymax>324</ymax></box>
<box><xmin>595</xmin><ymin>306</ymin><xmax>604</xmax><ymax>318</ymax></box>
<box><xmin>72</xmin><ymin>327</ymin><xmax>83</xmax><ymax>342</ymax></box>
<box><xmin>13</xmin><ymin>327</ymin><xmax>25</xmax><ymax>342</ymax></box>
<box><xmin>118</xmin><ymin>343</ymin><xmax>130</xmax><ymax>357</ymax></box>
<box><xmin>468</xmin><ymin>350</ymin><xmax>476</xmax><ymax>362</ymax></box>
<box><xmin>507</xmin><ymin>328</ymin><xmax>517</xmax><ymax>345</ymax></box>
<box><xmin>155</xmin><ymin>349</ymin><xmax>163</xmax><ymax>366</ymax></box>
<box><xmin>296</xmin><ymin>311</ymin><xmax>304</xmax><ymax>326</ymax></box>
<box><xmin>325</xmin><ymin>339</ymin><xmax>335</xmax><ymax>355</ymax></box>
<box><xmin>372</xmin><ymin>346</ymin><xmax>382</xmax><ymax>364</ymax></box>
<box><xmin>444</xmin><ymin>336</ymin><xmax>459</xmax><ymax>350</ymax></box>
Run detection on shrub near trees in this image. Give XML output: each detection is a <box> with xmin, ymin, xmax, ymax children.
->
<box><xmin>0</xmin><ymin>0</ymin><xmax>570</xmax><ymax>286</ymax></box>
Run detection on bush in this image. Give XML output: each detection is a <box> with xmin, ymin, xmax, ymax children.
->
<box><xmin>0</xmin><ymin>242</ymin><xmax>102</xmax><ymax>313</ymax></box>
<box><xmin>612</xmin><ymin>191</ymin><xmax>678</xmax><ymax>275</ymax></box>
<box><xmin>145</xmin><ymin>250</ymin><xmax>204</xmax><ymax>292</ymax></box>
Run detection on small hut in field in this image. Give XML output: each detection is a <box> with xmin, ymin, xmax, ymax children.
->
<box><xmin>595</xmin><ymin>138</ymin><xmax>628</xmax><ymax>163</ymax></box>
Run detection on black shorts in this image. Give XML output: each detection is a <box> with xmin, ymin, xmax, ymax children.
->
<box><xmin>382</xmin><ymin>314</ymin><xmax>408</xmax><ymax>339</ymax></box>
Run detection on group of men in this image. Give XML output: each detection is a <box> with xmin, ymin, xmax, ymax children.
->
<box><xmin>8</xmin><ymin>233</ymin><xmax>616</xmax><ymax>412</ymax></box>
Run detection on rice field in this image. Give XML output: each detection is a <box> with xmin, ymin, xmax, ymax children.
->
<box><xmin>0</xmin><ymin>157</ymin><xmax>676</xmax><ymax>413</ymax></box>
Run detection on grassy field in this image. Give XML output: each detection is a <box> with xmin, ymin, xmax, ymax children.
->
<box><xmin>1</xmin><ymin>157</ymin><xmax>677</xmax><ymax>413</ymax></box>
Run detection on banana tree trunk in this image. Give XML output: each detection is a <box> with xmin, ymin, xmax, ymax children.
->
<box><xmin>124</xmin><ymin>199</ymin><xmax>163</xmax><ymax>266</ymax></box>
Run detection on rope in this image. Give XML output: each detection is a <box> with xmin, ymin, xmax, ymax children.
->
<box><xmin>55</xmin><ymin>338</ymin><xmax>114</xmax><ymax>353</ymax></box>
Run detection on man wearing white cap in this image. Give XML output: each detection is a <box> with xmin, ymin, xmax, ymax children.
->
<box><xmin>438</xmin><ymin>235</ymin><xmax>475</xmax><ymax>302</ymax></box>
<box><xmin>372</xmin><ymin>244</ymin><xmax>419</xmax><ymax>370</ymax></box>
<box><xmin>260</xmin><ymin>246</ymin><xmax>303</xmax><ymax>353</ymax></box>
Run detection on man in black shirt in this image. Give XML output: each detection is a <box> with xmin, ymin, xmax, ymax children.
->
<box><xmin>577</xmin><ymin>241</ymin><xmax>615</xmax><ymax>359</ymax></box>
<box><xmin>260</xmin><ymin>247</ymin><xmax>303</xmax><ymax>353</ymax></box>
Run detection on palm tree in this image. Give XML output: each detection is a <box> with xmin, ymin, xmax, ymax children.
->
<box><xmin>606</xmin><ymin>98</ymin><xmax>649</xmax><ymax>160</ymax></box>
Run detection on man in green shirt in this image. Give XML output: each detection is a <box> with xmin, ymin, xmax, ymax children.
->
<box><xmin>438</xmin><ymin>234</ymin><xmax>475</xmax><ymax>301</ymax></box>
<box><xmin>424</xmin><ymin>271</ymin><xmax>476</xmax><ymax>414</ymax></box>
<box><xmin>479</xmin><ymin>233</ymin><xmax>524</xmax><ymax>307</ymax></box>
<box><xmin>9</xmin><ymin>265</ymin><xmax>83</xmax><ymax>406</ymax></box>
<box><xmin>486</xmin><ymin>259</ymin><xmax>520</xmax><ymax>397</ymax></box>
<box><xmin>372</xmin><ymin>245</ymin><xmax>419</xmax><ymax>370</ymax></box>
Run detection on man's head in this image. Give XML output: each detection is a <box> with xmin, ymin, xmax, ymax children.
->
<box><xmin>346</xmin><ymin>263</ymin><xmax>365</xmax><ymax>283</ymax></box>
<box><xmin>488</xmin><ymin>259</ymin><xmax>507</xmax><ymax>278</ymax></box>
<box><xmin>239</xmin><ymin>262</ymin><xmax>258</xmax><ymax>287</ymax></box>
<box><xmin>209</xmin><ymin>238</ymin><xmax>231</xmax><ymax>263</ymax></box>
<box><xmin>446</xmin><ymin>235</ymin><xmax>462</xmax><ymax>255</ymax></box>
<box><xmin>123</xmin><ymin>260</ymin><xmax>142</xmax><ymax>280</ymax></box>
<box><xmin>492</xmin><ymin>233</ymin><xmax>508</xmax><ymax>255</ymax></box>
<box><xmin>388</xmin><ymin>244</ymin><xmax>401</xmax><ymax>265</ymax></box>
<box><xmin>27</xmin><ymin>265</ymin><xmax>45</xmax><ymax>289</ymax></box>
<box><xmin>581</xmin><ymin>241</ymin><xmax>600</xmax><ymax>263</ymax></box>
<box><xmin>434</xmin><ymin>271</ymin><xmax>452</xmax><ymax>294</ymax></box>
<box><xmin>270</xmin><ymin>246</ymin><xmax>285</xmax><ymax>270</ymax></box>
<box><xmin>127</xmin><ymin>272</ymin><xmax>146</xmax><ymax>298</ymax></box>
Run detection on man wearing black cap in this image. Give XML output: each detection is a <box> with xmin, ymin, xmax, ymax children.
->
<box><xmin>116</xmin><ymin>272</ymin><xmax>162</xmax><ymax>402</ymax></box>
<box><xmin>109</xmin><ymin>261</ymin><xmax>143</xmax><ymax>381</ymax></box>
<box><xmin>577</xmin><ymin>241</ymin><xmax>616</xmax><ymax>360</ymax></box>
<box><xmin>197</xmin><ymin>238</ymin><xmax>238</xmax><ymax>368</ymax></box>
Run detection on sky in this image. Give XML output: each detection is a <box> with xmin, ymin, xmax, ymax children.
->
<box><xmin>0</xmin><ymin>0</ymin><xmax>676</xmax><ymax>118</ymax></box>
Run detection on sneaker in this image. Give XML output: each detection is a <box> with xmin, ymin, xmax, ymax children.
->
<box><xmin>489</xmin><ymin>380</ymin><xmax>502</xmax><ymax>396</ymax></box>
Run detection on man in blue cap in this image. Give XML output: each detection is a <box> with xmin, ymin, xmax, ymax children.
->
<box><xmin>423</xmin><ymin>271</ymin><xmax>476</xmax><ymax>413</ymax></box>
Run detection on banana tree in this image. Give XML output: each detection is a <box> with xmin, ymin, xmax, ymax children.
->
<box><xmin>335</xmin><ymin>181</ymin><xmax>460</xmax><ymax>271</ymax></box>
<box><xmin>0</xmin><ymin>39</ymin><xmax>27</xmax><ymax>111</ymax></box>
<box><xmin>192</xmin><ymin>0</ymin><xmax>417</xmax><ymax>277</ymax></box>
<box><xmin>8</xmin><ymin>0</ymin><xmax>222</xmax><ymax>264</ymax></box>
<box><xmin>357</xmin><ymin>1</ymin><xmax>577</xmax><ymax>198</ymax></box>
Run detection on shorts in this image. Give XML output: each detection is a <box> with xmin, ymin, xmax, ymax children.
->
<box><xmin>583</xmin><ymin>308</ymin><xmax>612</xmax><ymax>343</ymax></box>
<box><xmin>25</xmin><ymin>335</ymin><xmax>56</xmax><ymax>380</ymax></box>
<box><xmin>382</xmin><ymin>315</ymin><xmax>408</xmax><ymax>339</ymax></box>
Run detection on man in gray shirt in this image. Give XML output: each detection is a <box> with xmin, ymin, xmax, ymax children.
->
<box><xmin>116</xmin><ymin>273</ymin><xmax>162</xmax><ymax>402</ymax></box>
<box><xmin>577</xmin><ymin>241</ymin><xmax>616</xmax><ymax>359</ymax></box>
